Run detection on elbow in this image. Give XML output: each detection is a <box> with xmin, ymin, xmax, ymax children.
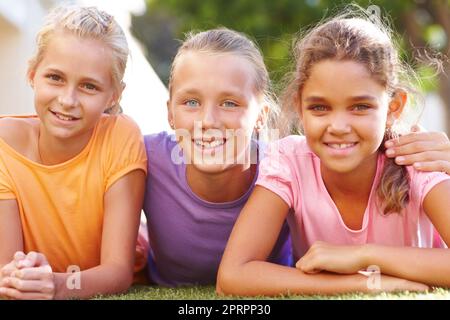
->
<box><xmin>216</xmin><ymin>264</ymin><xmax>242</xmax><ymax>296</ymax></box>
<box><xmin>109</xmin><ymin>265</ymin><xmax>134</xmax><ymax>294</ymax></box>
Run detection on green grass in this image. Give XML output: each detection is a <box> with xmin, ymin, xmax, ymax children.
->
<box><xmin>94</xmin><ymin>285</ymin><xmax>450</xmax><ymax>300</ymax></box>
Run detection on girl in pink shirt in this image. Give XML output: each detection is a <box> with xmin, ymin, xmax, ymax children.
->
<box><xmin>218</xmin><ymin>12</ymin><xmax>450</xmax><ymax>296</ymax></box>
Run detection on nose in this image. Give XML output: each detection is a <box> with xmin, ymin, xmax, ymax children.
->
<box><xmin>327</xmin><ymin>112</ymin><xmax>351</xmax><ymax>135</ymax></box>
<box><xmin>201</xmin><ymin>104</ymin><xmax>220</xmax><ymax>129</ymax></box>
<box><xmin>58</xmin><ymin>87</ymin><xmax>79</xmax><ymax>109</ymax></box>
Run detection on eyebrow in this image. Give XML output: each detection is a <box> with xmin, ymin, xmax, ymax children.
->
<box><xmin>45</xmin><ymin>68</ymin><xmax>104</xmax><ymax>85</ymax></box>
<box><xmin>304</xmin><ymin>95</ymin><xmax>377</xmax><ymax>103</ymax></box>
<box><xmin>175</xmin><ymin>88</ymin><xmax>246</xmax><ymax>100</ymax></box>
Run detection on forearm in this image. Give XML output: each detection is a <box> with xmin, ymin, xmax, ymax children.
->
<box><xmin>363</xmin><ymin>245</ymin><xmax>450</xmax><ymax>287</ymax></box>
<box><xmin>217</xmin><ymin>261</ymin><xmax>368</xmax><ymax>296</ymax></box>
<box><xmin>53</xmin><ymin>263</ymin><xmax>133</xmax><ymax>299</ymax></box>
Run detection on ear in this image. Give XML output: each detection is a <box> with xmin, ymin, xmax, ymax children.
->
<box><xmin>27</xmin><ymin>69</ymin><xmax>36</xmax><ymax>88</ymax></box>
<box><xmin>255</xmin><ymin>104</ymin><xmax>269</xmax><ymax>132</ymax></box>
<box><xmin>387</xmin><ymin>89</ymin><xmax>407</xmax><ymax>125</ymax></box>
<box><xmin>106</xmin><ymin>82</ymin><xmax>126</xmax><ymax>110</ymax></box>
<box><xmin>167</xmin><ymin>99</ymin><xmax>174</xmax><ymax>129</ymax></box>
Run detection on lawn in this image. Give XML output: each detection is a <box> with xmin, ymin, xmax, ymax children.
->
<box><xmin>95</xmin><ymin>285</ymin><xmax>450</xmax><ymax>300</ymax></box>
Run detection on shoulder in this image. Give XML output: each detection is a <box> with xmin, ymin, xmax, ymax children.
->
<box><xmin>144</xmin><ymin>131</ymin><xmax>175</xmax><ymax>150</ymax></box>
<box><xmin>406</xmin><ymin>165</ymin><xmax>450</xmax><ymax>202</ymax></box>
<box><xmin>0</xmin><ymin>116</ymin><xmax>38</xmax><ymax>152</ymax></box>
<box><xmin>266</xmin><ymin>135</ymin><xmax>310</xmax><ymax>158</ymax></box>
<box><xmin>98</xmin><ymin>114</ymin><xmax>142</xmax><ymax>134</ymax></box>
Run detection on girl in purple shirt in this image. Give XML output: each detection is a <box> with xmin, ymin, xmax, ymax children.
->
<box><xmin>142</xmin><ymin>28</ymin><xmax>292</xmax><ymax>286</ymax></box>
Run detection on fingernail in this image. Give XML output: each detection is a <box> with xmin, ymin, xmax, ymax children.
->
<box><xmin>396</xmin><ymin>156</ymin><xmax>405</xmax><ymax>164</ymax></box>
<box><xmin>413</xmin><ymin>162</ymin><xmax>421</xmax><ymax>168</ymax></box>
<box><xmin>386</xmin><ymin>149</ymin><xmax>395</xmax><ymax>156</ymax></box>
<box><xmin>385</xmin><ymin>141</ymin><xmax>394</xmax><ymax>148</ymax></box>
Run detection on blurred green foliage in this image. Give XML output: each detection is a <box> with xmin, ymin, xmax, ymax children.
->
<box><xmin>131</xmin><ymin>0</ymin><xmax>450</xmax><ymax>131</ymax></box>
<box><xmin>132</xmin><ymin>0</ymin><xmax>447</xmax><ymax>86</ymax></box>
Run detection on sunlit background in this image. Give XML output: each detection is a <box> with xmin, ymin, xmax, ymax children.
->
<box><xmin>1</xmin><ymin>0</ymin><xmax>448</xmax><ymax>134</ymax></box>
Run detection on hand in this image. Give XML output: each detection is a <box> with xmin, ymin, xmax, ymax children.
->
<box><xmin>295</xmin><ymin>241</ymin><xmax>366</xmax><ymax>275</ymax></box>
<box><xmin>385</xmin><ymin>125</ymin><xmax>450</xmax><ymax>174</ymax></box>
<box><xmin>0</xmin><ymin>251</ymin><xmax>55</xmax><ymax>300</ymax></box>
<box><xmin>1</xmin><ymin>251</ymin><xmax>26</xmax><ymax>281</ymax></box>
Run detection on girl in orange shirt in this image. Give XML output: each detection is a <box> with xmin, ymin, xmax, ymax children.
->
<box><xmin>0</xmin><ymin>6</ymin><xmax>147</xmax><ymax>299</ymax></box>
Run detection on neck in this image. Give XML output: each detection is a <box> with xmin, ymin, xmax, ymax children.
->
<box><xmin>186</xmin><ymin>163</ymin><xmax>256</xmax><ymax>203</ymax></box>
<box><xmin>321</xmin><ymin>153</ymin><xmax>379</xmax><ymax>201</ymax></box>
<box><xmin>38</xmin><ymin>125</ymin><xmax>93</xmax><ymax>165</ymax></box>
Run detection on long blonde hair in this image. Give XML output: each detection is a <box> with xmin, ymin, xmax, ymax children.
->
<box><xmin>28</xmin><ymin>5</ymin><xmax>129</xmax><ymax>114</ymax></box>
<box><xmin>282</xmin><ymin>11</ymin><xmax>420</xmax><ymax>214</ymax></box>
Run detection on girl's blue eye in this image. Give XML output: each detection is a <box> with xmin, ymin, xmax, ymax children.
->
<box><xmin>222</xmin><ymin>101</ymin><xmax>238</xmax><ymax>108</ymax></box>
<box><xmin>185</xmin><ymin>100</ymin><xmax>199</xmax><ymax>107</ymax></box>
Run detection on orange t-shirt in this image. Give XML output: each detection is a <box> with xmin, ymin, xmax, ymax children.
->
<box><xmin>0</xmin><ymin>114</ymin><xmax>147</xmax><ymax>273</ymax></box>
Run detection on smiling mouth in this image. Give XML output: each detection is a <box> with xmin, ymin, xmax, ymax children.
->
<box><xmin>193</xmin><ymin>139</ymin><xmax>226</xmax><ymax>149</ymax></box>
<box><xmin>51</xmin><ymin>110</ymin><xmax>80</xmax><ymax>121</ymax></box>
<box><xmin>325</xmin><ymin>142</ymin><xmax>358</xmax><ymax>149</ymax></box>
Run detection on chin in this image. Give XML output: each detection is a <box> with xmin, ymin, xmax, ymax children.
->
<box><xmin>192</xmin><ymin>163</ymin><xmax>235</xmax><ymax>175</ymax></box>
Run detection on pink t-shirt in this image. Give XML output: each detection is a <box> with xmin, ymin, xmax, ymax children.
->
<box><xmin>256</xmin><ymin>135</ymin><xmax>450</xmax><ymax>260</ymax></box>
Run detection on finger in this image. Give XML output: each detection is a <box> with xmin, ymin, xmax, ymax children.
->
<box><xmin>385</xmin><ymin>132</ymin><xmax>447</xmax><ymax>148</ymax></box>
<box><xmin>17</xmin><ymin>252</ymin><xmax>48</xmax><ymax>269</ymax></box>
<box><xmin>14</xmin><ymin>251</ymin><xmax>26</xmax><ymax>262</ymax></box>
<box><xmin>296</xmin><ymin>259</ymin><xmax>320</xmax><ymax>274</ymax></box>
<box><xmin>394</xmin><ymin>151</ymin><xmax>449</xmax><ymax>166</ymax></box>
<box><xmin>12</xmin><ymin>266</ymin><xmax>53</xmax><ymax>281</ymax></box>
<box><xmin>414</xmin><ymin>161</ymin><xmax>450</xmax><ymax>175</ymax></box>
<box><xmin>410</xmin><ymin>125</ymin><xmax>421</xmax><ymax>133</ymax></box>
<box><xmin>1</xmin><ymin>262</ymin><xmax>18</xmax><ymax>277</ymax></box>
<box><xmin>0</xmin><ymin>287</ymin><xmax>53</xmax><ymax>300</ymax></box>
<box><xmin>2</xmin><ymin>277</ymin><xmax>54</xmax><ymax>294</ymax></box>
<box><xmin>386</xmin><ymin>142</ymin><xmax>448</xmax><ymax>159</ymax></box>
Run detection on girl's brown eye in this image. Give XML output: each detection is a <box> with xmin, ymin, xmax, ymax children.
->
<box><xmin>83</xmin><ymin>83</ymin><xmax>98</xmax><ymax>91</ymax></box>
<box><xmin>47</xmin><ymin>74</ymin><xmax>61</xmax><ymax>82</ymax></box>
<box><xmin>222</xmin><ymin>101</ymin><xmax>238</xmax><ymax>108</ymax></box>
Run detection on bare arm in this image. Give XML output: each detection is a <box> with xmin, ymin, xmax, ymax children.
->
<box><xmin>217</xmin><ymin>186</ymin><xmax>425</xmax><ymax>296</ymax></box>
<box><xmin>0</xmin><ymin>199</ymin><xmax>23</xmax><ymax>276</ymax></box>
<box><xmin>0</xmin><ymin>200</ymin><xmax>23</xmax><ymax>267</ymax></box>
<box><xmin>298</xmin><ymin>180</ymin><xmax>450</xmax><ymax>288</ymax></box>
<box><xmin>53</xmin><ymin>169</ymin><xmax>146</xmax><ymax>299</ymax></box>
<box><xmin>362</xmin><ymin>180</ymin><xmax>450</xmax><ymax>287</ymax></box>
<box><xmin>0</xmin><ymin>169</ymin><xmax>146</xmax><ymax>300</ymax></box>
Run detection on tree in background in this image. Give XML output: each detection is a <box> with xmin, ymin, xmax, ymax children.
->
<box><xmin>131</xmin><ymin>0</ymin><xmax>449</xmax><ymax>133</ymax></box>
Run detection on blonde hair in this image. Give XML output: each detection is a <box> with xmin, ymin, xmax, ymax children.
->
<box><xmin>282</xmin><ymin>10</ymin><xmax>420</xmax><ymax>214</ymax></box>
<box><xmin>28</xmin><ymin>5</ymin><xmax>129</xmax><ymax>114</ymax></box>
<box><xmin>168</xmin><ymin>28</ymin><xmax>279</xmax><ymax>136</ymax></box>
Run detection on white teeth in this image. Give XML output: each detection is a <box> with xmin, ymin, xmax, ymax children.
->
<box><xmin>53</xmin><ymin>112</ymin><xmax>77</xmax><ymax>121</ymax></box>
<box><xmin>328</xmin><ymin>143</ymin><xmax>355</xmax><ymax>149</ymax></box>
<box><xmin>194</xmin><ymin>139</ymin><xmax>225</xmax><ymax>148</ymax></box>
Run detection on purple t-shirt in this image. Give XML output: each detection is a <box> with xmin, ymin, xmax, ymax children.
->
<box><xmin>143</xmin><ymin>132</ymin><xmax>292</xmax><ymax>286</ymax></box>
